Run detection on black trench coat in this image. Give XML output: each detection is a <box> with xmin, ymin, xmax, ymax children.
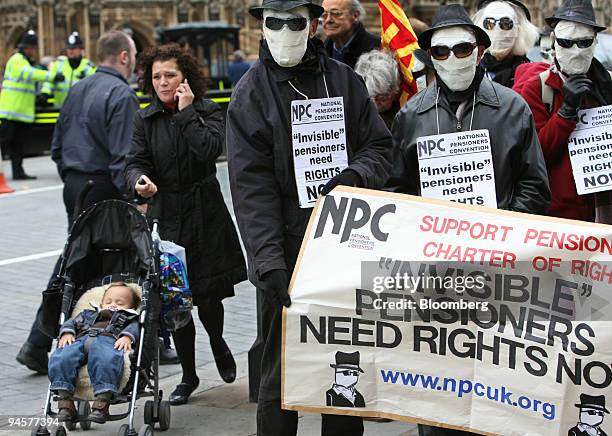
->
<box><xmin>125</xmin><ymin>98</ymin><xmax>246</xmax><ymax>303</ymax></box>
<box><xmin>227</xmin><ymin>41</ymin><xmax>392</xmax><ymax>284</ymax></box>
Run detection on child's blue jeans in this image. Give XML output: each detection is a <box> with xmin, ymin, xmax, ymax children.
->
<box><xmin>48</xmin><ymin>335</ymin><xmax>125</xmax><ymax>397</ymax></box>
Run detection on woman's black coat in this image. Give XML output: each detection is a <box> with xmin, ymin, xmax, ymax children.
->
<box><xmin>125</xmin><ymin>98</ymin><xmax>246</xmax><ymax>302</ymax></box>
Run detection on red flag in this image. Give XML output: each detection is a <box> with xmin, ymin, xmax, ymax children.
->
<box><xmin>379</xmin><ymin>0</ymin><xmax>420</xmax><ymax>105</ymax></box>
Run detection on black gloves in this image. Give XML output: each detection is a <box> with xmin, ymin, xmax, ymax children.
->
<box><xmin>54</xmin><ymin>72</ymin><xmax>65</xmax><ymax>83</ymax></box>
<box><xmin>260</xmin><ymin>269</ymin><xmax>291</xmax><ymax>308</ymax></box>
<box><xmin>558</xmin><ymin>75</ymin><xmax>592</xmax><ymax>119</ymax></box>
<box><xmin>320</xmin><ymin>169</ymin><xmax>362</xmax><ymax>196</ymax></box>
<box><xmin>36</xmin><ymin>93</ymin><xmax>51</xmax><ymax>107</ymax></box>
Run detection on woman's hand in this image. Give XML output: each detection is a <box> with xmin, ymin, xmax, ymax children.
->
<box><xmin>114</xmin><ymin>336</ymin><xmax>133</xmax><ymax>352</ymax></box>
<box><xmin>175</xmin><ymin>78</ymin><xmax>194</xmax><ymax>111</ymax></box>
<box><xmin>58</xmin><ymin>333</ymin><xmax>75</xmax><ymax>348</ymax></box>
<box><xmin>135</xmin><ymin>175</ymin><xmax>158</xmax><ymax>199</ymax></box>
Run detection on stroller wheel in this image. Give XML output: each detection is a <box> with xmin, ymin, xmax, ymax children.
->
<box><xmin>143</xmin><ymin>400</ymin><xmax>155</xmax><ymax>425</ymax></box>
<box><xmin>138</xmin><ymin>424</ymin><xmax>153</xmax><ymax>436</ymax></box>
<box><xmin>117</xmin><ymin>424</ymin><xmax>130</xmax><ymax>436</ymax></box>
<box><xmin>30</xmin><ymin>425</ymin><xmax>49</xmax><ymax>436</ymax></box>
<box><xmin>158</xmin><ymin>400</ymin><xmax>171</xmax><ymax>431</ymax></box>
<box><xmin>52</xmin><ymin>426</ymin><xmax>67</xmax><ymax>436</ymax></box>
<box><xmin>78</xmin><ymin>401</ymin><xmax>92</xmax><ymax>430</ymax></box>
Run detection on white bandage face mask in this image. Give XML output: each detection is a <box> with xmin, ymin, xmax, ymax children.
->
<box><xmin>482</xmin><ymin>1</ymin><xmax>518</xmax><ymax>59</ymax></box>
<box><xmin>554</xmin><ymin>21</ymin><xmax>597</xmax><ymax>75</ymax></box>
<box><xmin>431</xmin><ymin>27</ymin><xmax>478</xmax><ymax>92</ymax></box>
<box><xmin>263</xmin><ymin>7</ymin><xmax>310</xmax><ymax>68</ymax></box>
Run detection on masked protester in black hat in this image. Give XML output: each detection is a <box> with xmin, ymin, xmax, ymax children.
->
<box><xmin>226</xmin><ymin>0</ymin><xmax>392</xmax><ymax>433</ymax></box>
<box><xmin>41</xmin><ymin>32</ymin><xmax>96</xmax><ymax>108</ymax></box>
<box><xmin>388</xmin><ymin>3</ymin><xmax>550</xmax><ymax>225</ymax></box>
<box><xmin>390</xmin><ymin>11</ymin><xmax>552</xmax><ymax>430</ymax></box>
<box><xmin>472</xmin><ymin>0</ymin><xmax>539</xmax><ymax>88</ymax></box>
<box><xmin>518</xmin><ymin>0</ymin><xmax>612</xmax><ymax>224</ymax></box>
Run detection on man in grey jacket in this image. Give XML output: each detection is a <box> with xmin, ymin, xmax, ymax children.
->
<box><xmin>16</xmin><ymin>30</ymin><xmax>139</xmax><ymax>375</ymax></box>
<box><xmin>226</xmin><ymin>0</ymin><xmax>391</xmax><ymax>433</ymax></box>
<box><xmin>390</xmin><ymin>4</ymin><xmax>550</xmax><ymax>217</ymax></box>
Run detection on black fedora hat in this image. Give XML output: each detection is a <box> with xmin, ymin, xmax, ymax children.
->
<box><xmin>476</xmin><ymin>0</ymin><xmax>532</xmax><ymax>22</ymax></box>
<box><xmin>575</xmin><ymin>394</ymin><xmax>610</xmax><ymax>413</ymax></box>
<box><xmin>419</xmin><ymin>4</ymin><xmax>491</xmax><ymax>50</ymax></box>
<box><xmin>249</xmin><ymin>0</ymin><xmax>324</xmax><ymax>20</ymax></box>
<box><xmin>330</xmin><ymin>351</ymin><xmax>364</xmax><ymax>373</ymax></box>
<box><xmin>545</xmin><ymin>0</ymin><xmax>606</xmax><ymax>33</ymax></box>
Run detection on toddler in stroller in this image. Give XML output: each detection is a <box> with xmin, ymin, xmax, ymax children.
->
<box><xmin>48</xmin><ymin>282</ymin><xmax>140</xmax><ymax>424</ymax></box>
<box><xmin>33</xmin><ymin>199</ymin><xmax>171</xmax><ymax>436</ymax></box>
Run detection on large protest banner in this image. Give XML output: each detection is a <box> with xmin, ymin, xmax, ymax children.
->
<box><xmin>282</xmin><ymin>187</ymin><xmax>612</xmax><ymax>436</ymax></box>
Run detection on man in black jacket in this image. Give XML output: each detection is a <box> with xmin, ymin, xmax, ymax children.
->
<box><xmin>395</xmin><ymin>8</ymin><xmax>550</xmax><ymax>436</ymax></box>
<box><xmin>321</xmin><ymin>0</ymin><xmax>380</xmax><ymax>69</ymax></box>
<box><xmin>226</xmin><ymin>0</ymin><xmax>391</xmax><ymax>434</ymax></box>
<box><xmin>16</xmin><ymin>30</ymin><xmax>140</xmax><ymax>375</ymax></box>
<box><xmin>390</xmin><ymin>4</ymin><xmax>550</xmax><ymax>217</ymax></box>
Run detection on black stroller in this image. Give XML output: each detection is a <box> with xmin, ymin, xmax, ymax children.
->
<box><xmin>33</xmin><ymin>199</ymin><xmax>171</xmax><ymax>436</ymax></box>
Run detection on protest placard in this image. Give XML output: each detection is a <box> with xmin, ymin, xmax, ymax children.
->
<box><xmin>291</xmin><ymin>97</ymin><xmax>348</xmax><ymax>208</ymax></box>
<box><xmin>416</xmin><ymin>129</ymin><xmax>497</xmax><ymax>208</ymax></box>
<box><xmin>282</xmin><ymin>187</ymin><xmax>612</xmax><ymax>435</ymax></box>
<box><xmin>568</xmin><ymin>104</ymin><xmax>612</xmax><ymax>195</ymax></box>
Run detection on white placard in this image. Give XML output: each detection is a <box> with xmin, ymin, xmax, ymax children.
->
<box><xmin>291</xmin><ymin>97</ymin><xmax>348</xmax><ymax>208</ymax></box>
<box><xmin>568</xmin><ymin>105</ymin><xmax>612</xmax><ymax>195</ymax></box>
<box><xmin>416</xmin><ymin>129</ymin><xmax>497</xmax><ymax>208</ymax></box>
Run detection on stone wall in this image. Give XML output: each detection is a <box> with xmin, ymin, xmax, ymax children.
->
<box><xmin>1</xmin><ymin>0</ymin><xmax>610</xmax><ymax>72</ymax></box>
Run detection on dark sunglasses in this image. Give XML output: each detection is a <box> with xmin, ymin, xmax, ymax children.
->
<box><xmin>586</xmin><ymin>410</ymin><xmax>605</xmax><ymax>416</ymax></box>
<box><xmin>483</xmin><ymin>17</ymin><xmax>514</xmax><ymax>31</ymax></box>
<box><xmin>430</xmin><ymin>42</ymin><xmax>477</xmax><ymax>61</ymax></box>
<box><xmin>556</xmin><ymin>38</ymin><xmax>595</xmax><ymax>49</ymax></box>
<box><xmin>339</xmin><ymin>370</ymin><xmax>360</xmax><ymax>376</ymax></box>
<box><xmin>265</xmin><ymin>17</ymin><xmax>308</xmax><ymax>31</ymax></box>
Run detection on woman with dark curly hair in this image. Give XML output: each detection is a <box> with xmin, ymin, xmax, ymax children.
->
<box><xmin>125</xmin><ymin>43</ymin><xmax>247</xmax><ymax>405</ymax></box>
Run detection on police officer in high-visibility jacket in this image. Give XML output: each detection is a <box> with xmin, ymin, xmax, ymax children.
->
<box><xmin>0</xmin><ymin>30</ymin><xmax>64</xmax><ymax>179</ymax></box>
<box><xmin>41</xmin><ymin>32</ymin><xmax>96</xmax><ymax>108</ymax></box>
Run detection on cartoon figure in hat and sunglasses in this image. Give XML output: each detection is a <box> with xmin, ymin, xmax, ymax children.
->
<box><xmin>326</xmin><ymin>351</ymin><xmax>366</xmax><ymax>407</ymax></box>
<box><xmin>569</xmin><ymin>394</ymin><xmax>609</xmax><ymax>436</ymax></box>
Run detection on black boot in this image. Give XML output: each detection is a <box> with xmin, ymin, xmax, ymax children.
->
<box><xmin>169</xmin><ymin>377</ymin><xmax>199</xmax><ymax>406</ymax></box>
<box><xmin>13</xmin><ymin>173</ymin><xmax>37</xmax><ymax>180</ymax></box>
<box><xmin>16</xmin><ymin>342</ymin><xmax>48</xmax><ymax>374</ymax></box>
<box><xmin>212</xmin><ymin>339</ymin><xmax>236</xmax><ymax>384</ymax></box>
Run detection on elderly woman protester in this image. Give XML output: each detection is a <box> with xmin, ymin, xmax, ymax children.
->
<box><xmin>355</xmin><ymin>49</ymin><xmax>401</xmax><ymax>128</ymax></box>
<box><xmin>125</xmin><ymin>44</ymin><xmax>247</xmax><ymax>405</ymax></box>
<box><xmin>472</xmin><ymin>0</ymin><xmax>539</xmax><ymax>88</ymax></box>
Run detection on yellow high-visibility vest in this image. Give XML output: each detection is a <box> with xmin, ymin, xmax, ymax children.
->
<box><xmin>41</xmin><ymin>56</ymin><xmax>96</xmax><ymax>107</ymax></box>
<box><xmin>0</xmin><ymin>52</ymin><xmax>58</xmax><ymax>123</ymax></box>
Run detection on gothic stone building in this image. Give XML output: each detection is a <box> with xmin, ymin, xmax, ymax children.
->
<box><xmin>1</xmin><ymin>0</ymin><xmax>610</xmax><ymax>72</ymax></box>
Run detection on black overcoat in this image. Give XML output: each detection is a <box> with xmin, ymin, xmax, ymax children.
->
<box><xmin>125</xmin><ymin>98</ymin><xmax>246</xmax><ymax>303</ymax></box>
<box><xmin>226</xmin><ymin>41</ymin><xmax>392</xmax><ymax>284</ymax></box>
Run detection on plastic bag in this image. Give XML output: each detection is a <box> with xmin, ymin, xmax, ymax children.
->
<box><xmin>159</xmin><ymin>240</ymin><xmax>193</xmax><ymax>331</ymax></box>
